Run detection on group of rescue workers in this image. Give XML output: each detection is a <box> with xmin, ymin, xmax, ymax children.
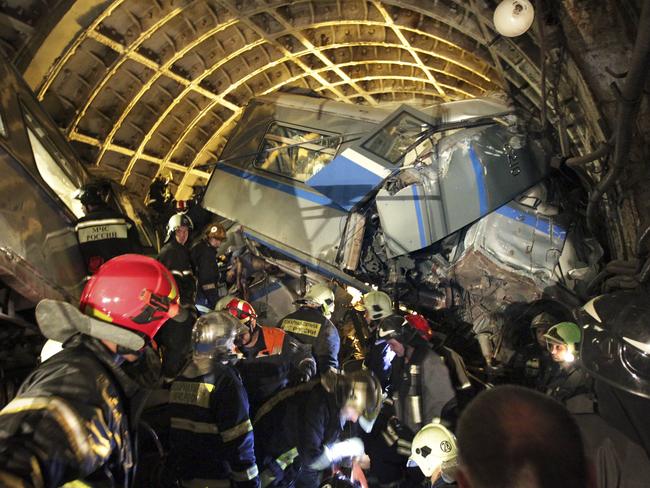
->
<box><xmin>1</xmin><ymin>181</ymin><xmax>650</xmax><ymax>488</ymax></box>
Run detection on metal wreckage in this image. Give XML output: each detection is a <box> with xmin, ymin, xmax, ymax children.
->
<box><xmin>201</xmin><ymin>91</ymin><xmax>602</xmax><ymax>367</ymax></box>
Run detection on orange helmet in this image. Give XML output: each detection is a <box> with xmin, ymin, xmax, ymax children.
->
<box><xmin>207</xmin><ymin>223</ymin><xmax>226</xmax><ymax>240</ymax></box>
<box><xmin>79</xmin><ymin>254</ymin><xmax>180</xmax><ymax>342</ymax></box>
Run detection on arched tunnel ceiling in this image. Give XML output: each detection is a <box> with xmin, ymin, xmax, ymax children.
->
<box><xmin>0</xmin><ymin>0</ymin><xmax>607</xmax><ymax>199</ymax></box>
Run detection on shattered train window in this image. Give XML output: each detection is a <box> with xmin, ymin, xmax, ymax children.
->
<box><xmin>253</xmin><ymin>123</ymin><xmax>340</xmax><ymax>182</ymax></box>
<box><xmin>360</xmin><ymin>109</ymin><xmax>432</xmax><ymax>166</ymax></box>
<box><xmin>22</xmin><ymin>107</ymin><xmax>84</xmax><ymax>218</ymax></box>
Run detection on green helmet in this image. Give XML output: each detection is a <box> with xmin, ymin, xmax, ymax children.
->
<box><xmin>543</xmin><ymin>321</ymin><xmax>582</xmax><ymax>347</ymax></box>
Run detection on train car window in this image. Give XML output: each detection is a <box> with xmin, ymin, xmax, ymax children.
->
<box><xmin>23</xmin><ymin>111</ymin><xmax>84</xmax><ymax>217</ymax></box>
<box><xmin>253</xmin><ymin>123</ymin><xmax>340</xmax><ymax>182</ymax></box>
<box><xmin>359</xmin><ymin>108</ymin><xmax>432</xmax><ymax>166</ymax></box>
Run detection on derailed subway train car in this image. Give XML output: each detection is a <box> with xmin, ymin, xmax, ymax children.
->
<box><xmin>0</xmin><ymin>55</ymin><xmax>158</xmax><ymax>406</ymax></box>
<box><xmin>0</xmin><ymin>54</ymin><xmax>88</xmax><ymax>405</ymax></box>
<box><xmin>0</xmin><ymin>58</ymin><xmax>88</xmax><ymax>310</ymax></box>
<box><xmin>203</xmin><ymin>92</ymin><xmax>599</xmax><ymax>325</ymax></box>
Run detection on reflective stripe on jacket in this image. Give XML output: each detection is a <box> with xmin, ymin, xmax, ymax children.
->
<box><xmin>0</xmin><ymin>335</ymin><xmax>138</xmax><ymax>487</ymax></box>
<box><xmin>168</xmin><ymin>364</ymin><xmax>260</xmax><ymax>488</ymax></box>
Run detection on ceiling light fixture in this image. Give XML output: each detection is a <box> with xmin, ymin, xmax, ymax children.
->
<box><xmin>493</xmin><ymin>0</ymin><xmax>535</xmax><ymax>37</ymax></box>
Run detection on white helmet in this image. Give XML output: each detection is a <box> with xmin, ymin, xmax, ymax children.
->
<box><xmin>304</xmin><ymin>283</ymin><xmax>335</xmax><ymax>318</ymax></box>
<box><xmin>407</xmin><ymin>420</ymin><xmax>458</xmax><ymax>481</ymax></box>
<box><xmin>362</xmin><ymin>290</ymin><xmax>393</xmax><ymax>321</ymax></box>
<box><xmin>166</xmin><ymin>213</ymin><xmax>193</xmax><ymax>240</ymax></box>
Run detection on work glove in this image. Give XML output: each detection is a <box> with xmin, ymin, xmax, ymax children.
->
<box><xmin>309</xmin><ymin>438</ymin><xmax>365</xmax><ymax>471</ymax></box>
<box><xmin>296</xmin><ymin>358</ymin><xmax>316</xmax><ymax>383</ymax></box>
<box><xmin>327</xmin><ymin>437</ymin><xmax>365</xmax><ymax>462</ymax></box>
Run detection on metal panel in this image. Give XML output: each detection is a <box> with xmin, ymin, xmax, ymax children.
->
<box><xmin>204</xmin><ymin>164</ymin><xmax>348</xmax><ymax>265</ymax></box>
<box><xmin>462</xmin><ymin>200</ymin><xmax>568</xmax><ymax>280</ymax></box>
<box><xmin>242</xmin><ymin>229</ymin><xmax>370</xmax><ymax>291</ymax></box>
<box><xmin>377</xmin><ymin>184</ymin><xmax>433</xmax><ymax>257</ymax></box>
<box><xmin>305</xmin><ymin>148</ymin><xmax>391</xmax><ymax>211</ymax></box>
<box><xmin>437</xmin><ymin>123</ymin><xmax>547</xmax><ymax>239</ymax></box>
<box><xmin>204</xmin><ymin>94</ymin><xmax>385</xmax><ymax>267</ymax></box>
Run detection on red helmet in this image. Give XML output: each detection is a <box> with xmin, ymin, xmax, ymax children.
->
<box><xmin>79</xmin><ymin>254</ymin><xmax>180</xmax><ymax>342</ymax></box>
<box><xmin>405</xmin><ymin>313</ymin><xmax>433</xmax><ymax>341</ymax></box>
<box><xmin>225</xmin><ymin>298</ymin><xmax>257</xmax><ymax>329</ymax></box>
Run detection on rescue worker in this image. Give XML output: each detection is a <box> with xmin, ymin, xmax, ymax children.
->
<box><xmin>507</xmin><ymin>312</ymin><xmax>558</xmax><ymax>388</ymax></box>
<box><xmin>253</xmin><ymin>369</ymin><xmax>382</xmax><ymax>487</ymax></box>
<box><xmin>191</xmin><ymin>223</ymin><xmax>229</xmax><ymax>312</ymax></box>
<box><xmin>167</xmin><ymin>311</ymin><xmax>260</xmax><ymax>487</ymax></box>
<box><xmin>186</xmin><ymin>184</ymin><xmax>213</xmax><ymax>235</ymax></box>
<box><xmin>158</xmin><ymin>212</ymin><xmax>196</xmax><ymax>306</ymax></box>
<box><xmin>580</xmin><ymin>290</ymin><xmax>650</xmax><ymax>457</ymax></box>
<box><xmin>573</xmin><ymin>290</ymin><xmax>650</xmax><ymax>486</ymax></box>
<box><xmin>0</xmin><ymin>254</ymin><xmax>180</xmax><ymax>487</ymax></box>
<box><xmin>74</xmin><ymin>180</ymin><xmax>141</xmax><ymax>274</ymax></box>
<box><xmin>367</xmin><ymin>315</ymin><xmax>457</xmax><ymax>487</ymax></box>
<box><xmin>361</xmin><ymin>290</ymin><xmax>396</xmax><ymax>390</ymax></box>
<box><xmin>378</xmin><ymin>315</ymin><xmax>457</xmax><ymax>432</ymax></box>
<box><xmin>408</xmin><ymin>420</ymin><xmax>458</xmax><ymax>487</ymax></box>
<box><xmin>542</xmin><ymin>321</ymin><xmax>593</xmax><ymax>409</ymax></box>
<box><xmin>531</xmin><ymin>312</ymin><xmax>556</xmax><ymax>349</ymax></box>
<box><xmin>280</xmin><ymin>283</ymin><xmax>341</xmax><ymax>373</ymax></box>
<box><xmin>146</xmin><ymin>176</ymin><xmax>176</xmax><ymax>241</ymax></box>
<box><xmin>224</xmin><ymin>298</ymin><xmax>316</xmax><ymax>412</ymax></box>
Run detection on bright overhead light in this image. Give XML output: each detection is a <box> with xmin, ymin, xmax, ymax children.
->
<box><xmin>493</xmin><ymin>0</ymin><xmax>535</xmax><ymax>37</ymax></box>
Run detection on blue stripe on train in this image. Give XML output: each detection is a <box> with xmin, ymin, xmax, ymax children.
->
<box><xmin>495</xmin><ymin>205</ymin><xmax>567</xmax><ymax>241</ymax></box>
<box><xmin>215</xmin><ymin>164</ymin><xmax>345</xmax><ymax>211</ymax></box>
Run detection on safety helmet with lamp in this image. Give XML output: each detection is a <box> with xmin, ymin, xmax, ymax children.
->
<box><xmin>544</xmin><ymin>322</ymin><xmax>581</xmax><ymax>363</ymax></box>
<box><xmin>191</xmin><ymin>311</ymin><xmax>245</xmax><ymax>370</ymax></box>
<box><xmin>362</xmin><ymin>291</ymin><xmax>393</xmax><ymax>321</ymax></box>
<box><xmin>206</xmin><ymin>223</ymin><xmax>226</xmax><ymax>241</ymax></box>
<box><xmin>407</xmin><ymin>420</ymin><xmax>458</xmax><ymax>482</ymax></box>
<box><xmin>166</xmin><ymin>213</ymin><xmax>193</xmax><ymax>240</ymax></box>
<box><xmin>304</xmin><ymin>283</ymin><xmax>336</xmax><ymax>319</ymax></box>
<box><xmin>580</xmin><ymin>290</ymin><xmax>650</xmax><ymax>399</ymax></box>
